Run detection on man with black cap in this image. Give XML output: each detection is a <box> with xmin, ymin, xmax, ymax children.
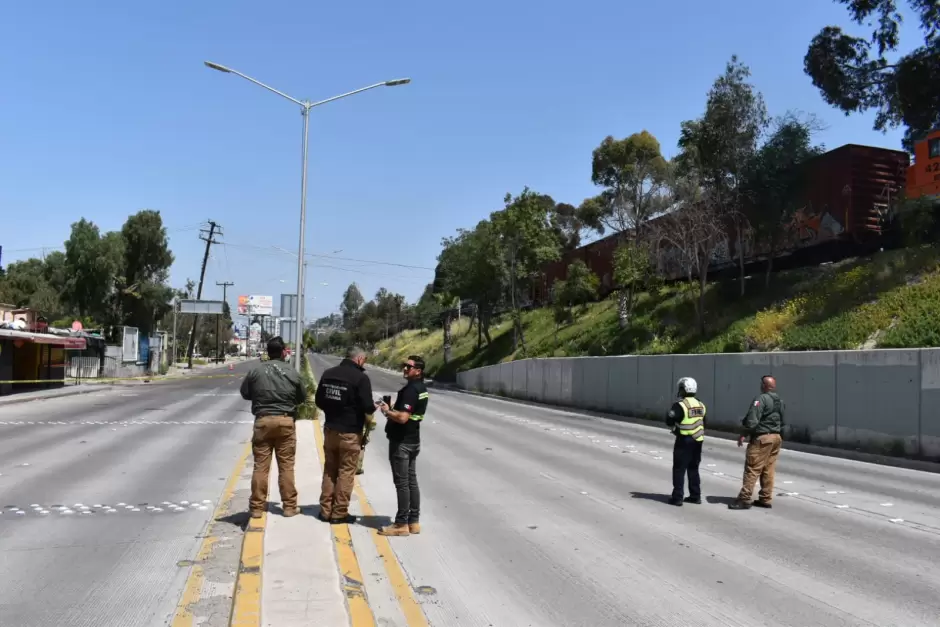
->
<box><xmin>315</xmin><ymin>346</ymin><xmax>375</xmax><ymax>524</ymax></box>
<box><xmin>240</xmin><ymin>336</ymin><xmax>307</xmax><ymax>519</ymax></box>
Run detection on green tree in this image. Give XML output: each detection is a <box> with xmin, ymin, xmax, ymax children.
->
<box><xmin>340</xmin><ymin>283</ymin><xmax>365</xmax><ymax>330</ymax></box>
<box><xmin>436</xmin><ymin>219</ymin><xmax>506</xmax><ymax>348</ymax></box>
<box><xmin>491</xmin><ymin>188</ymin><xmax>564</xmax><ymax>355</ymax></box>
<box><xmin>118</xmin><ymin>210</ymin><xmax>175</xmax><ymax>335</ymax></box>
<box><xmin>743</xmin><ymin>114</ymin><xmax>825</xmax><ymax>287</ymax></box>
<box><xmin>554</xmin><ymin>260</ymin><xmax>598</xmax><ymax>319</ymax></box>
<box><xmin>804</xmin><ymin>0</ymin><xmax>940</xmax><ymax>151</ymax></box>
<box><xmin>63</xmin><ymin>219</ymin><xmax>123</xmax><ymax>322</ymax></box>
<box><xmin>433</xmin><ymin>292</ymin><xmax>460</xmax><ymax>363</ymax></box>
<box><xmin>577</xmin><ymin>131</ymin><xmax>669</xmax><ymax>328</ymax></box>
<box><xmin>578</xmin><ymin>131</ymin><xmax>670</xmax><ymax>242</ymax></box>
<box><xmin>677</xmin><ymin>56</ymin><xmax>768</xmax><ymax>297</ymax></box>
<box><xmin>549</xmin><ymin>202</ymin><xmax>584</xmax><ymax>251</ymax></box>
<box><xmin>612</xmin><ymin>241</ymin><xmax>656</xmax><ymax>329</ymax></box>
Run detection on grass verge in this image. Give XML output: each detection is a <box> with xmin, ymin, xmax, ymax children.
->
<box><xmin>374</xmin><ymin>245</ymin><xmax>940</xmax><ymax>378</ymax></box>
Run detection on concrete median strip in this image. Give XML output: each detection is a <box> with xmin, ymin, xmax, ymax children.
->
<box><xmin>253</xmin><ymin>419</ymin><xmax>430</xmax><ymax>626</ymax></box>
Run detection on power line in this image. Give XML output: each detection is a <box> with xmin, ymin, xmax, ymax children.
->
<box><xmin>221</xmin><ymin>241</ymin><xmax>435</xmax><ymax>271</ymax></box>
<box><xmin>2</xmin><ymin>223</ymin><xmax>206</xmax><ymax>255</ymax></box>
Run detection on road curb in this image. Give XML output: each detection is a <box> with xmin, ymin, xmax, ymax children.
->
<box><xmin>230</xmin><ymin>512</ymin><xmax>265</xmax><ymax>627</ymax></box>
<box><xmin>0</xmin><ymin>385</ymin><xmax>115</xmax><ymax>406</ymax></box>
<box><xmin>170</xmin><ymin>442</ymin><xmax>252</xmax><ymax>627</ymax></box>
<box><xmin>449</xmin><ymin>387</ymin><xmax>940</xmax><ymax>474</ymax></box>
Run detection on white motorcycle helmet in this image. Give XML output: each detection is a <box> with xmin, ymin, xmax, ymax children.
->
<box><xmin>677</xmin><ymin>377</ymin><xmax>697</xmax><ymax>396</ymax></box>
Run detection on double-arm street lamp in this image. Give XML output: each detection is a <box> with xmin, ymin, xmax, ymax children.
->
<box><xmin>204</xmin><ymin>60</ymin><xmax>410</xmax><ymax>368</ymax></box>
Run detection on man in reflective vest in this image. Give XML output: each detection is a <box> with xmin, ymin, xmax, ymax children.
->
<box><xmin>665</xmin><ymin>377</ymin><xmax>706</xmax><ymax>506</ymax></box>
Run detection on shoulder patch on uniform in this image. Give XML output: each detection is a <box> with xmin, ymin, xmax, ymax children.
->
<box><xmin>754</xmin><ymin>400</ymin><xmax>761</xmax><ymax>406</ymax></box>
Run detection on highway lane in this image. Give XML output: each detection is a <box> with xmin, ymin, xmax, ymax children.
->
<box><xmin>0</xmin><ymin>363</ymin><xmax>255</xmax><ymax>627</ymax></box>
<box><xmin>314</xmin><ymin>354</ymin><xmax>940</xmax><ymax>627</ymax></box>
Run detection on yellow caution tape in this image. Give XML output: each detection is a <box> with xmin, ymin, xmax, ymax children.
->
<box><xmin>0</xmin><ymin>373</ymin><xmax>242</xmax><ymax>385</ymax></box>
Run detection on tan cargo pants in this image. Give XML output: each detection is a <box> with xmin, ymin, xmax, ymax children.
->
<box><xmin>737</xmin><ymin>433</ymin><xmax>783</xmax><ymax>503</ymax></box>
<box><xmin>250</xmin><ymin>415</ymin><xmax>298</xmax><ymax>515</ymax></box>
<box><xmin>319</xmin><ymin>427</ymin><xmax>362</xmax><ymax>519</ymax></box>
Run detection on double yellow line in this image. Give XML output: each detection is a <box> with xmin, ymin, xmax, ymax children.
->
<box><xmin>313</xmin><ymin>424</ymin><xmax>429</xmax><ymax>627</ymax></box>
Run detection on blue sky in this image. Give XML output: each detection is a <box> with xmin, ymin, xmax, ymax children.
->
<box><xmin>0</xmin><ymin>0</ymin><xmax>916</xmax><ymax>322</ymax></box>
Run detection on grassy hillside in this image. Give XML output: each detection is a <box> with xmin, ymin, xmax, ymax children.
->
<box><xmin>374</xmin><ymin>245</ymin><xmax>940</xmax><ymax>379</ymax></box>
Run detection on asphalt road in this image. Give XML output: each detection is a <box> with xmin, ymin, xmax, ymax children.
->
<box><xmin>0</xmin><ymin>363</ymin><xmax>255</xmax><ymax>627</ymax></box>
<box><xmin>314</xmin><ymin>354</ymin><xmax>940</xmax><ymax>627</ymax></box>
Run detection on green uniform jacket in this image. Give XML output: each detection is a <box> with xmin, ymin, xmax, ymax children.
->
<box><xmin>742</xmin><ymin>392</ymin><xmax>785</xmax><ymax>437</ymax></box>
<box><xmin>240</xmin><ymin>360</ymin><xmax>307</xmax><ymax>419</ymax></box>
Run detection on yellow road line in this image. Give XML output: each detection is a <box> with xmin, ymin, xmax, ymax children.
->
<box><xmin>171</xmin><ymin>441</ymin><xmax>252</xmax><ymax>627</ymax></box>
<box><xmin>230</xmin><ymin>508</ymin><xmax>266</xmax><ymax>627</ymax></box>
<box><xmin>314</xmin><ymin>423</ymin><xmax>429</xmax><ymax>627</ymax></box>
<box><xmin>353</xmin><ymin>483</ymin><xmax>429</xmax><ymax>626</ymax></box>
<box><xmin>313</xmin><ymin>423</ymin><xmax>376</xmax><ymax>626</ymax></box>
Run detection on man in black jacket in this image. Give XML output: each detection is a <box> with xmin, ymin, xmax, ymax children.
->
<box><xmin>375</xmin><ymin>355</ymin><xmax>429</xmax><ymax>537</ymax></box>
<box><xmin>315</xmin><ymin>346</ymin><xmax>375</xmax><ymax>524</ymax></box>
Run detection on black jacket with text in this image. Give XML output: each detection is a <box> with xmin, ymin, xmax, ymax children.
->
<box><xmin>315</xmin><ymin>359</ymin><xmax>376</xmax><ymax>434</ymax></box>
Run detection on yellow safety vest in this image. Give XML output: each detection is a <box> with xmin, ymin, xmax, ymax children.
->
<box><xmin>677</xmin><ymin>397</ymin><xmax>706</xmax><ymax>441</ymax></box>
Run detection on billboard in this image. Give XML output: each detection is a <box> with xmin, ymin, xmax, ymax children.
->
<box><xmin>237</xmin><ymin>295</ymin><xmax>273</xmax><ymax>316</ymax></box>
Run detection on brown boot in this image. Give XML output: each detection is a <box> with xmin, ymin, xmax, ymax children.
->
<box><xmin>408</xmin><ymin>522</ymin><xmax>421</xmax><ymax>534</ymax></box>
<box><xmin>378</xmin><ymin>523</ymin><xmax>410</xmax><ymax>536</ymax></box>
<box><xmin>283</xmin><ymin>507</ymin><xmax>301</xmax><ymax>517</ymax></box>
<box><xmin>250</xmin><ymin>510</ymin><xmax>264</xmax><ymax>519</ymax></box>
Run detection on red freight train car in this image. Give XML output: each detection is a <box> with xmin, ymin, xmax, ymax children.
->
<box><xmin>534</xmin><ymin>143</ymin><xmax>909</xmax><ymax>302</ymax></box>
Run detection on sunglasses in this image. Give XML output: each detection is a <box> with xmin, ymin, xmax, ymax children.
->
<box><xmin>402</xmin><ymin>363</ymin><xmax>417</xmax><ymax>370</ymax></box>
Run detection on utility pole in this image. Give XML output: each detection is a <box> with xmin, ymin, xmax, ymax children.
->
<box><xmin>186</xmin><ymin>221</ymin><xmax>221</xmax><ymax>369</ymax></box>
<box><xmin>215</xmin><ymin>281</ymin><xmax>234</xmax><ymax>363</ymax></box>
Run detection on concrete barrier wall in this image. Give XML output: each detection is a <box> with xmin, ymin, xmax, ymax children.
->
<box><xmin>455</xmin><ymin>349</ymin><xmax>940</xmax><ymax>460</ymax></box>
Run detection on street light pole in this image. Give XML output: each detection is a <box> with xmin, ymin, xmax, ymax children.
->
<box><xmin>203</xmin><ymin>60</ymin><xmax>411</xmax><ymax>370</ymax></box>
<box><xmin>295</xmin><ymin>108</ymin><xmax>310</xmax><ymax>366</ymax></box>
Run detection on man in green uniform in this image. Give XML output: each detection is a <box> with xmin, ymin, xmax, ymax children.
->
<box><xmin>240</xmin><ymin>336</ymin><xmax>307</xmax><ymax>519</ymax></box>
<box><xmin>729</xmin><ymin>375</ymin><xmax>785</xmax><ymax>510</ymax></box>
<box><xmin>666</xmin><ymin>377</ymin><xmax>706</xmax><ymax>506</ymax></box>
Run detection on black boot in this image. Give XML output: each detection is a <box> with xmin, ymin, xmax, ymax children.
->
<box><xmin>728</xmin><ymin>499</ymin><xmax>752</xmax><ymax>510</ymax></box>
<box><xmin>668</xmin><ymin>496</ymin><xmax>683</xmax><ymax>506</ymax></box>
<box><xmin>683</xmin><ymin>496</ymin><xmax>701</xmax><ymax>504</ymax></box>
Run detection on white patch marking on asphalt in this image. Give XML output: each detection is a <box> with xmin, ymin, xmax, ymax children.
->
<box><xmin>835</xmin><ymin>504</ymin><xmax>850</xmax><ymax>509</ymax></box>
<box><xmin>880</xmin><ymin>503</ymin><xmax>894</xmax><ymax>507</ymax></box>
<box><xmin>890</xmin><ymin>518</ymin><xmax>904</xmax><ymax>523</ymax></box>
